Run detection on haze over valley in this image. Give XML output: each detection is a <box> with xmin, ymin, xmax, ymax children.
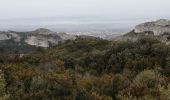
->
<box><xmin>0</xmin><ymin>17</ymin><xmax>154</xmax><ymax>31</ymax></box>
<box><xmin>0</xmin><ymin>17</ymin><xmax>164</xmax><ymax>40</ymax></box>
<box><xmin>0</xmin><ymin>0</ymin><xmax>169</xmax><ymax>37</ymax></box>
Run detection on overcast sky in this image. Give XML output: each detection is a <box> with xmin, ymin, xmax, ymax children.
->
<box><xmin>0</xmin><ymin>0</ymin><xmax>169</xmax><ymax>20</ymax></box>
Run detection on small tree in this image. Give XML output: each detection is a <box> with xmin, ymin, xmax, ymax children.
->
<box><xmin>0</xmin><ymin>70</ymin><xmax>9</xmax><ymax>100</ymax></box>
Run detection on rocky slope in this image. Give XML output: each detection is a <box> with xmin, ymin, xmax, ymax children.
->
<box><xmin>0</xmin><ymin>28</ymin><xmax>76</xmax><ymax>52</ymax></box>
<box><xmin>115</xmin><ymin>19</ymin><xmax>170</xmax><ymax>44</ymax></box>
<box><xmin>134</xmin><ymin>19</ymin><xmax>170</xmax><ymax>35</ymax></box>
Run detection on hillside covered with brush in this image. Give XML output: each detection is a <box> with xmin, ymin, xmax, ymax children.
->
<box><xmin>0</xmin><ymin>37</ymin><xmax>170</xmax><ymax>100</ymax></box>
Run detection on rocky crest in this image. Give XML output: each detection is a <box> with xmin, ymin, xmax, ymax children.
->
<box><xmin>134</xmin><ymin>19</ymin><xmax>170</xmax><ymax>35</ymax></box>
<box><xmin>0</xmin><ymin>28</ymin><xmax>76</xmax><ymax>52</ymax></box>
<box><xmin>23</xmin><ymin>28</ymin><xmax>73</xmax><ymax>47</ymax></box>
<box><xmin>114</xmin><ymin>19</ymin><xmax>170</xmax><ymax>44</ymax></box>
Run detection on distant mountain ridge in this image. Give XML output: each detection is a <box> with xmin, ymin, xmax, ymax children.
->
<box><xmin>134</xmin><ymin>19</ymin><xmax>170</xmax><ymax>35</ymax></box>
<box><xmin>0</xmin><ymin>28</ymin><xmax>107</xmax><ymax>53</ymax></box>
<box><xmin>0</xmin><ymin>28</ymin><xmax>76</xmax><ymax>53</ymax></box>
<box><xmin>2</xmin><ymin>19</ymin><xmax>170</xmax><ymax>53</ymax></box>
<box><xmin>115</xmin><ymin>19</ymin><xmax>170</xmax><ymax>44</ymax></box>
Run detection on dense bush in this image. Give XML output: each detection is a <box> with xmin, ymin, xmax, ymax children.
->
<box><xmin>0</xmin><ymin>38</ymin><xmax>170</xmax><ymax>100</ymax></box>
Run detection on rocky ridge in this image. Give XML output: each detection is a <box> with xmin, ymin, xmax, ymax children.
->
<box><xmin>0</xmin><ymin>28</ymin><xmax>77</xmax><ymax>53</ymax></box>
<box><xmin>115</xmin><ymin>19</ymin><xmax>170</xmax><ymax>44</ymax></box>
<box><xmin>134</xmin><ymin>19</ymin><xmax>170</xmax><ymax>35</ymax></box>
<box><xmin>0</xmin><ymin>28</ymin><xmax>76</xmax><ymax>48</ymax></box>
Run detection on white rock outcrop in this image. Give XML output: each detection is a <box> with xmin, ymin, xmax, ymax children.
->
<box><xmin>0</xmin><ymin>32</ymin><xmax>21</xmax><ymax>42</ymax></box>
<box><xmin>0</xmin><ymin>33</ymin><xmax>11</xmax><ymax>40</ymax></box>
<box><xmin>9</xmin><ymin>32</ymin><xmax>21</xmax><ymax>42</ymax></box>
<box><xmin>0</xmin><ymin>28</ymin><xmax>77</xmax><ymax>48</ymax></box>
<box><xmin>25</xmin><ymin>36</ymin><xmax>50</xmax><ymax>47</ymax></box>
<box><xmin>134</xmin><ymin>19</ymin><xmax>170</xmax><ymax>35</ymax></box>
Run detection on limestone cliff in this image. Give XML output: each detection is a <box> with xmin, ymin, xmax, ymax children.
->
<box><xmin>134</xmin><ymin>19</ymin><xmax>170</xmax><ymax>35</ymax></box>
<box><xmin>114</xmin><ymin>19</ymin><xmax>170</xmax><ymax>44</ymax></box>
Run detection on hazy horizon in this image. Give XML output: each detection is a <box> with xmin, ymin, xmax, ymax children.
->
<box><xmin>0</xmin><ymin>17</ymin><xmax>155</xmax><ymax>32</ymax></box>
<box><xmin>0</xmin><ymin>0</ymin><xmax>169</xmax><ymax>32</ymax></box>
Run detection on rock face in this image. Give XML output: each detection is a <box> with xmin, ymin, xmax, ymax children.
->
<box><xmin>0</xmin><ymin>32</ymin><xmax>21</xmax><ymax>41</ymax></box>
<box><xmin>25</xmin><ymin>36</ymin><xmax>54</xmax><ymax>48</ymax></box>
<box><xmin>24</xmin><ymin>29</ymin><xmax>63</xmax><ymax>47</ymax></box>
<box><xmin>114</xmin><ymin>19</ymin><xmax>170</xmax><ymax>44</ymax></box>
<box><xmin>0</xmin><ymin>28</ymin><xmax>76</xmax><ymax>52</ymax></box>
<box><xmin>0</xmin><ymin>33</ymin><xmax>11</xmax><ymax>40</ymax></box>
<box><xmin>134</xmin><ymin>19</ymin><xmax>170</xmax><ymax>35</ymax></box>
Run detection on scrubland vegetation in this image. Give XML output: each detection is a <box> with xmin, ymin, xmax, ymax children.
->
<box><xmin>0</xmin><ymin>37</ymin><xmax>170</xmax><ymax>100</ymax></box>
